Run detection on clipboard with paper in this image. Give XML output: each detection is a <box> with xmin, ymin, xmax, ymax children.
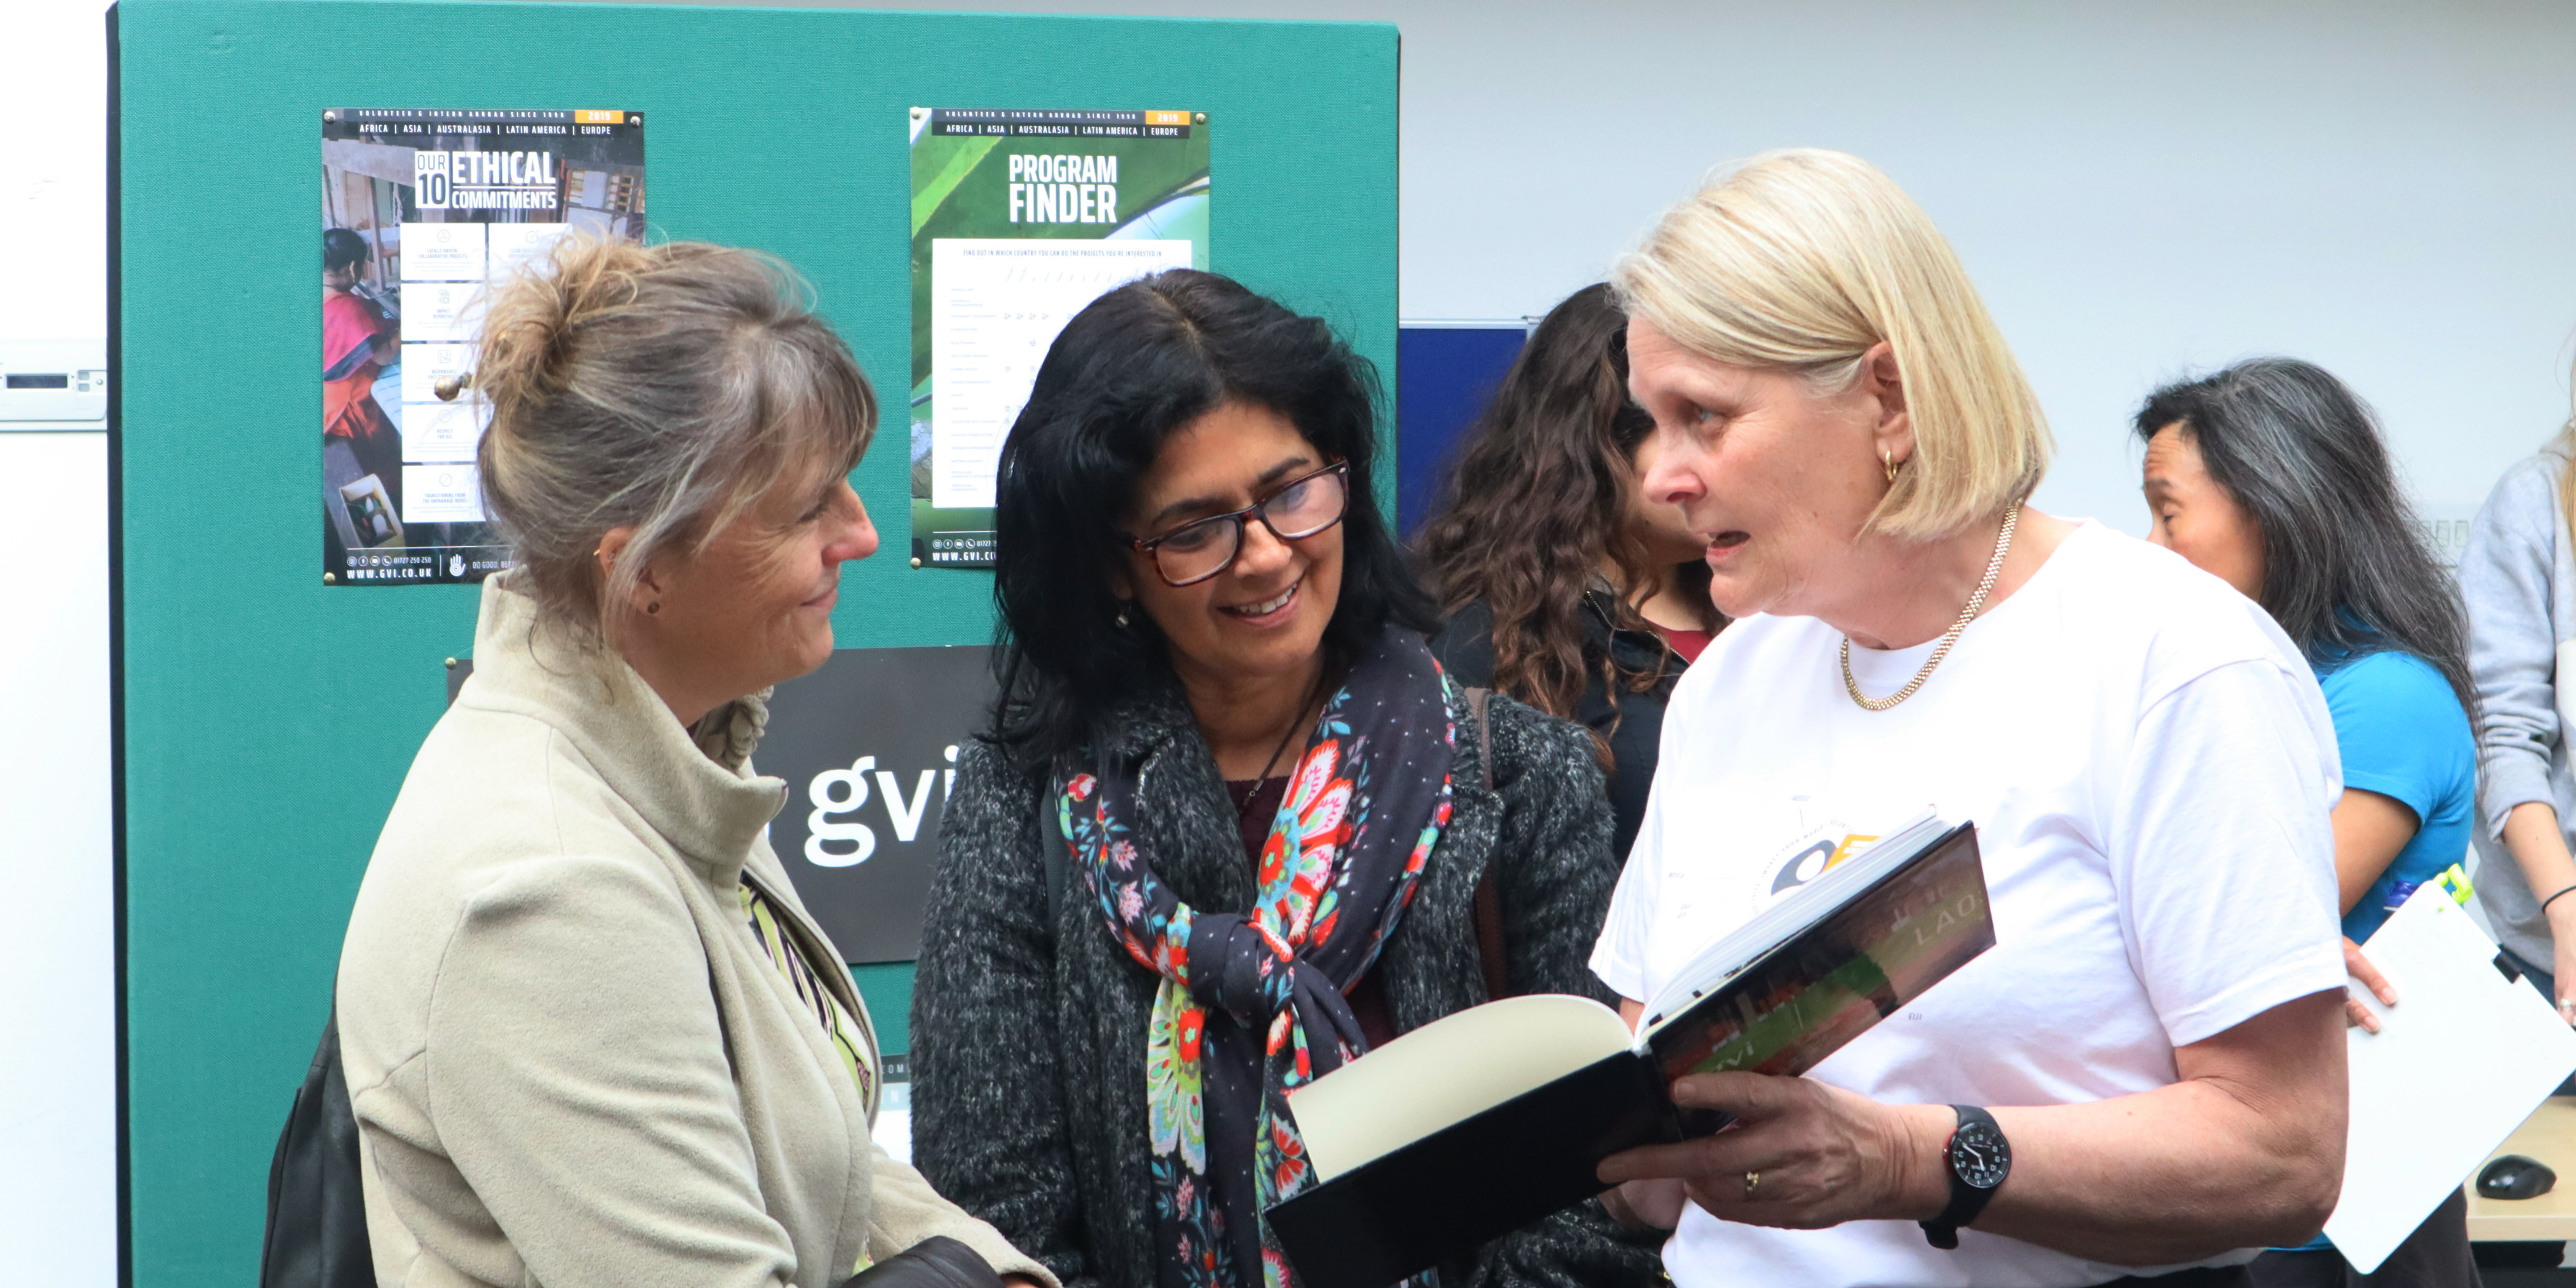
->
<box><xmin>2324</xmin><ymin>882</ymin><xmax>2576</xmax><ymax>1272</ymax></box>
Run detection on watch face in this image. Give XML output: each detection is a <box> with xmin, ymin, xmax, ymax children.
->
<box><xmin>1950</xmin><ymin>1121</ymin><xmax>2011</xmax><ymax>1190</ymax></box>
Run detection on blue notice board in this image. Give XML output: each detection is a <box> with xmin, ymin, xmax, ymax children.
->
<box><xmin>1395</xmin><ymin>325</ymin><xmax>1526</xmax><ymax>533</ymax></box>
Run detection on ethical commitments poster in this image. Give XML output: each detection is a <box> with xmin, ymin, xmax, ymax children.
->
<box><xmin>321</xmin><ymin>108</ymin><xmax>647</xmax><ymax>586</ymax></box>
<box><xmin>908</xmin><ymin>108</ymin><xmax>1211</xmax><ymax>569</ymax></box>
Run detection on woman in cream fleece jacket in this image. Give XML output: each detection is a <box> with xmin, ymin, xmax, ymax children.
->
<box><xmin>335</xmin><ymin>239</ymin><xmax>1048</xmax><ymax>1288</ymax></box>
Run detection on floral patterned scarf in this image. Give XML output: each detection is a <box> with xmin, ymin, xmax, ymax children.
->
<box><xmin>1055</xmin><ymin>627</ymin><xmax>1458</xmax><ymax>1288</ymax></box>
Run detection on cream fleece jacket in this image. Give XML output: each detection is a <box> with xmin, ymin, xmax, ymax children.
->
<box><xmin>336</xmin><ymin>574</ymin><xmax>1048</xmax><ymax>1288</ymax></box>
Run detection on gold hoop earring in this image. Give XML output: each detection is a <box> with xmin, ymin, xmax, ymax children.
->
<box><xmin>1883</xmin><ymin>450</ymin><xmax>1899</xmax><ymax>484</ymax></box>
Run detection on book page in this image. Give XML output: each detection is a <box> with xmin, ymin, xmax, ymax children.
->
<box><xmin>1287</xmin><ymin>994</ymin><xmax>1633</xmax><ymax>1181</ymax></box>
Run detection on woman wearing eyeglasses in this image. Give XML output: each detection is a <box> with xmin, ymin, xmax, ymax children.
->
<box><xmin>910</xmin><ymin>270</ymin><xmax>1661</xmax><ymax>1288</ymax></box>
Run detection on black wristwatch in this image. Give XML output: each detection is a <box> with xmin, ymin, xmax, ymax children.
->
<box><xmin>1921</xmin><ymin>1105</ymin><xmax>2010</xmax><ymax>1250</ymax></box>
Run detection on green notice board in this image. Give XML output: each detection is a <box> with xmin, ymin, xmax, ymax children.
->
<box><xmin>113</xmin><ymin>1</ymin><xmax>1396</xmax><ymax>1279</ymax></box>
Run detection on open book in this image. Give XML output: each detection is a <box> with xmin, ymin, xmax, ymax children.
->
<box><xmin>1268</xmin><ymin>816</ymin><xmax>1991</xmax><ymax>1288</ymax></box>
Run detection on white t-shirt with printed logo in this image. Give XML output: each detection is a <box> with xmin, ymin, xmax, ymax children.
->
<box><xmin>1592</xmin><ymin>521</ymin><xmax>2347</xmax><ymax>1288</ymax></box>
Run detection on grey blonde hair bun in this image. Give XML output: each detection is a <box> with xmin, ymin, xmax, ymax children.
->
<box><xmin>472</xmin><ymin>236</ymin><xmax>876</xmax><ymax>640</ymax></box>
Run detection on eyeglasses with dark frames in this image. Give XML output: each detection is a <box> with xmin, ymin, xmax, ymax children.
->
<box><xmin>1128</xmin><ymin>461</ymin><xmax>1352</xmax><ymax>587</ymax></box>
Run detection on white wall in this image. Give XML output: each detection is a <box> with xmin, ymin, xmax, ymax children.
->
<box><xmin>602</xmin><ymin>0</ymin><xmax>2576</xmax><ymax>535</ymax></box>
<box><xmin>6</xmin><ymin>2</ymin><xmax>108</xmax><ymax>342</ymax></box>
<box><xmin>0</xmin><ymin>432</ymin><xmax>116</xmax><ymax>1286</ymax></box>
<box><xmin>1</xmin><ymin>4</ymin><xmax>116</xmax><ymax>1286</ymax></box>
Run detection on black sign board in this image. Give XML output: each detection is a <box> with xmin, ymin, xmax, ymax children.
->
<box><xmin>445</xmin><ymin>645</ymin><xmax>994</xmax><ymax>962</ymax></box>
<box><xmin>756</xmin><ymin>645</ymin><xmax>994</xmax><ymax>962</ymax></box>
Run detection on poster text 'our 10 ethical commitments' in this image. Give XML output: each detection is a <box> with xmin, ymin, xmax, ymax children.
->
<box><xmin>908</xmin><ymin>108</ymin><xmax>1210</xmax><ymax>569</ymax></box>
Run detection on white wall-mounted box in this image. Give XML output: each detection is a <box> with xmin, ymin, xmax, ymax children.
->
<box><xmin>0</xmin><ymin>339</ymin><xmax>109</xmax><ymax>428</ymax></box>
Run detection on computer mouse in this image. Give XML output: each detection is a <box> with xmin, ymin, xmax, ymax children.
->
<box><xmin>2479</xmin><ymin>1154</ymin><xmax>2557</xmax><ymax>1201</ymax></box>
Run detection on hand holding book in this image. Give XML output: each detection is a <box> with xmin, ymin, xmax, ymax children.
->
<box><xmin>1265</xmin><ymin>819</ymin><xmax>1995</xmax><ymax>1288</ymax></box>
<box><xmin>1595</xmin><ymin>1067</ymin><xmax>1960</xmax><ymax>1232</ymax></box>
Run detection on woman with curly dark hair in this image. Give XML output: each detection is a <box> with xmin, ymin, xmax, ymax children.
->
<box><xmin>1416</xmin><ymin>283</ymin><xmax>1720</xmax><ymax>860</ymax></box>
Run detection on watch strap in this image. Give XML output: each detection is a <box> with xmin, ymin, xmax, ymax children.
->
<box><xmin>1921</xmin><ymin>1105</ymin><xmax>2005</xmax><ymax>1250</ymax></box>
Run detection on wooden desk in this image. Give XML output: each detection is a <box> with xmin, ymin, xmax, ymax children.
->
<box><xmin>2470</xmin><ymin>1098</ymin><xmax>2576</xmax><ymax>1241</ymax></box>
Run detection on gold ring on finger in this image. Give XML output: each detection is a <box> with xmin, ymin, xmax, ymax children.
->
<box><xmin>1743</xmin><ymin>1169</ymin><xmax>1760</xmax><ymax>1199</ymax></box>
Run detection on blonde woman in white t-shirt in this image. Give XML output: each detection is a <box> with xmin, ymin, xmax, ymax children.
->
<box><xmin>1585</xmin><ymin>150</ymin><xmax>2351</xmax><ymax>1288</ymax></box>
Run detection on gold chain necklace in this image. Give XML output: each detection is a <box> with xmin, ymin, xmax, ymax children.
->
<box><xmin>1841</xmin><ymin>500</ymin><xmax>2022</xmax><ymax>712</ymax></box>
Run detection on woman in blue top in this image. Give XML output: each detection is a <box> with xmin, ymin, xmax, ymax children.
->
<box><xmin>2135</xmin><ymin>357</ymin><xmax>2478</xmax><ymax>1288</ymax></box>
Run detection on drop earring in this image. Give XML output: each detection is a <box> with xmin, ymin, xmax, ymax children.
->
<box><xmin>1115</xmin><ymin>601</ymin><xmax>1132</xmax><ymax>629</ymax></box>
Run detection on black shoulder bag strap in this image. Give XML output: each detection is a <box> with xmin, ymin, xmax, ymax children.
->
<box><xmin>1466</xmin><ymin>687</ymin><xmax>1511</xmax><ymax>1001</ymax></box>
<box><xmin>1040</xmin><ymin>777</ymin><xmax>1068</xmax><ymax>937</ymax></box>
<box><xmin>258</xmin><ymin>1006</ymin><xmax>376</xmax><ymax>1288</ymax></box>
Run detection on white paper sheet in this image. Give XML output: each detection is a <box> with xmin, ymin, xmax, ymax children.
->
<box><xmin>398</xmin><ymin>343</ymin><xmax>475</xmax><ymax>405</ymax></box>
<box><xmin>400</xmin><ymin>281</ymin><xmax>485</xmax><ymax>345</ymax></box>
<box><xmin>399</xmin><ymin>221</ymin><xmax>487</xmax><ymax>281</ymax></box>
<box><xmin>401</xmin><ymin>462</ymin><xmax>486</xmax><ymax>524</ymax></box>
<box><xmin>873</xmin><ymin>1082</ymin><xmax>912</xmax><ymax>1165</ymax></box>
<box><xmin>927</xmin><ymin>237</ymin><xmax>1194</xmax><ymax>510</ymax></box>
<box><xmin>485</xmin><ymin>221</ymin><xmax>571</xmax><ymax>277</ymax></box>
<box><xmin>401</xmin><ymin>400</ymin><xmax>486</xmax><ymax>464</ymax></box>
<box><xmin>2323</xmin><ymin>885</ymin><xmax>2576</xmax><ymax>1271</ymax></box>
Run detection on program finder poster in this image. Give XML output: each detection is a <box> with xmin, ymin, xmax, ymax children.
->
<box><xmin>321</xmin><ymin>107</ymin><xmax>646</xmax><ymax>586</ymax></box>
<box><xmin>907</xmin><ymin>108</ymin><xmax>1211</xmax><ymax>569</ymax></box>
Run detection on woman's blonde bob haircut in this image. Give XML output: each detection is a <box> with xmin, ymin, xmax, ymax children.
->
<box><xmin>1612</xmin><ymin>148</ymin><xmax>2050</xmax><ymax>541</ymax></box>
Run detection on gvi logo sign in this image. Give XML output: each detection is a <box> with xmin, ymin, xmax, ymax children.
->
<box><xmin>804</xmin><ymin>745</ymin><xmax>962</xmax><ymax>868</ymax></box>
<box><xmin>747</xmin><ymin>643</ymin><xmax>994</xmax><ymax>962</ymax></box>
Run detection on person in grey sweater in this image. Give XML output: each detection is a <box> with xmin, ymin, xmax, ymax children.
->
<box><xmin>910</xmin><ymin>270</ymin><xmax>1661</xmax><ymax>1288</ymax></box>
<box><xmin>2461</xmin><ymin>431</ymin><xmax>2576</xmax><ymax>1016</ymax></box>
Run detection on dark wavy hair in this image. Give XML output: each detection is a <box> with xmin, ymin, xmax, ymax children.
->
<box><xmin>1413</xmin><ymin>285</ymin><xmax>1715</xmax><ymax>758</ymax></box>
<box><xmin>2134</xmin><ymin>357</ymin><xmax>2474</xmax><ymax>717</ymax></box>
<box><xmin>987</xmin><ymin>269</ymin><xmax>1436</xmax><ymax>766</ymax></box>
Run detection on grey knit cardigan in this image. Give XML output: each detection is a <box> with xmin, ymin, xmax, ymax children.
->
<box><xmin>910</xmin><ymin>680</ymin><xmax>1663</xmax><ymax>1288</ymax></box>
